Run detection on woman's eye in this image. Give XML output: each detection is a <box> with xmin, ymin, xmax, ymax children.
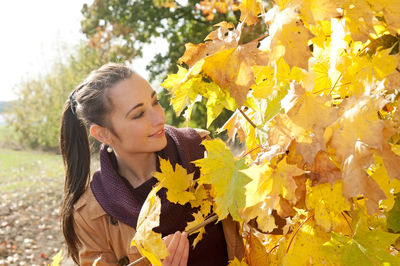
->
<box><xmin>133</xmin><ymin>111</ymin><xmax>144</xmax><ymax>119</ymax></box>
<box><xmin>153</xmin><ymin>99</ymin><xmax>160</xmax><ymax>105</ymax></box>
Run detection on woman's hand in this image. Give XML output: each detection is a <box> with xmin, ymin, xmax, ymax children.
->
<box><xmin>162</xmin><ymin>231</ymin><xmax>189</xmax><ymax>266</ymax></box>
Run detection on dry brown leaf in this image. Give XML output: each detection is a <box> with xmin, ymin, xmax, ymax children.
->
<box><xmin>310</xmin><ymin>151</ymin><xmax>341</xmax><ymax>185</ymax></box>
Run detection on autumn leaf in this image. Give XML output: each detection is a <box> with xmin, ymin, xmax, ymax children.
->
<box><xmin>51</xmin><ymin>248</ymin><xmax>64</xmax><ymax>266</ymax></box>
<box><xmin>324</xmin><ymin>90</ymin><xmax>387</xmax><ymax>164</ymax></box>
<box><xmin>228</xmin><ymin>257</ymin><xmax>249</xmax><ymax>266</ymax></box>
<box><xmin>323</xmin><ymin>212</ymin><xmax>400</xmax><ymax>265</ymax></box>
<box><xmin>283</xmin><ymin>220</ymin><xmax>333</xmax><ymax>265</ymax></box>
<box><xmin>387</xmin><ymin>193</ymin><xmax>400</xmax><ymax>233</ymax></box>
<box><xmin>185</xmin><ymin>211</ymin><xmax>206</xmax><ymax>248</ymax></box>
<box><xmin>260</xmin><ymin>5</ymin><xmax>314</xmax><ymax>69</ymax></box>
<box><xmin>194</xmin><ymin>139</ymin><xmax>251</xmax><ymax>221</ymax></box>
<box><xmin>370</xmin><ymin>154</ymin><xmax>400</xmax><ymax>210</ymax></box>
<box><xmin>342</xmin><ymin>153</ymin><xmax>386</xmax><ymax>215</ymax></box>
<box><xmin>189</xmin><ymin>184</ymin><xmax>213</xmax><ymax>217</ymax></box>
<box><xmin>245</xmin><ymin>231</ymin><xmax>268</xmax><ymax>266</ymax></box>
<box><xmin>153</xmin><ymin>158</ymin><xmax>196</xmax><ymax>205</ymax></box>
<box><xmin>310</xmin><ymin>151</ymin><xmax>341</xmax><ymax>185</ymax></box>
<box><xmin>239</xmin><ymin>0</ymin><xmax>263</xmax><ymax>26</ymax></box>
<box><xmin>242</xmin><ymin>159</ymin><xmax>306</xmax><ymax>216</ymax></box>
<box><xmin>131</xmin><ymin>185</ymin><xmax>168</xmax><ymax>266</ymax></box>
<box><xmin>201</xmin><ymin>41</ymin><xmax>268</xmax><ymax>106</ymax></box>
<box><xmin>220</xmin><ymin>109</ymin><xmax>259</xmax><ymax>158</ymax></box>
<box><xmin>305</xmin><ymin>180</ymin><xmax>351</xmax><ymax>232</ymax></box>
<box><xmin>282</xmin><ymin>83</ymin><xmax>338</xmax><ymax>165</ymax></box>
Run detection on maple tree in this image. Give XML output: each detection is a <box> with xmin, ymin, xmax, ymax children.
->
<box><xmin>131</xmin><ymin>0</ymin><xmax>400</xmax><ymax>265</ymax></box>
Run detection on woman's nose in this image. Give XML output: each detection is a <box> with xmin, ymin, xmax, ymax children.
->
<box><xmin>151</xmin><ymin>107</ymin><xmax>166</xmax><ymax>126</ymax></box>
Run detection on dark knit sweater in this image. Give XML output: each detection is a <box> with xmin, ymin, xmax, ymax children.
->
<box><xmin>90</xmin><ymin>125</ymin><xmax>228</xmax><ymax>265</ymax></box>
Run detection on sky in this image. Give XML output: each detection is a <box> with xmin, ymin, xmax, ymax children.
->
<box><xmin>0</xmin><ymin>0</ymin><xmax>162</xmax><ymax>102</ymax></box>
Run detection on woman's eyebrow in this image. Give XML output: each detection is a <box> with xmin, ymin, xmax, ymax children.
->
<box><xmin>125</xmin><ymin>91</ymin><xmax>157</xmax><ymax>118</ymax></box>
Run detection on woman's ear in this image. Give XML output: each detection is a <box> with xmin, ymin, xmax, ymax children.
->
<box><xmin>90</xmin><ymin>124</ymin><xmax>112</xmax><ymax>144</ymax></box>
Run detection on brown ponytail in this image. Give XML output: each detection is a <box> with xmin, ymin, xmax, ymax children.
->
<box><xmin>60</xmin><ymin>100</ymin><xmax>91</xmax><ymax>263</ymax></box>
<box><xmin>59</xmin><ymin>63</ymin><xmax>133</xmax><ymax>263</ymax></box>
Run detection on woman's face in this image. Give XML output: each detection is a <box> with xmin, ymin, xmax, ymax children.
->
<box><xmin>106</xmin><ymin>73</ymin><xmax>167</xmax><ymax>156</ymax></box>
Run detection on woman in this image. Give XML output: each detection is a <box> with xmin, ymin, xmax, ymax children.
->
<box><xmin>59</xmin><ymin>63</ymin><xmax>244</xmax><ymax>266</ymax></box>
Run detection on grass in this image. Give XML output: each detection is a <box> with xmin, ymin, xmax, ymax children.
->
<box><xmin>0</xmin><ymin>148</ymin><xmax>65</xmax><ymax>192</ymax></box>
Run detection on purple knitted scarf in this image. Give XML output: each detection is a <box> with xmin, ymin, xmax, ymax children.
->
<box><xmin>90</xmin><ymin>125</ymin><xmax>205</xmax><ymax>229</ymax></box>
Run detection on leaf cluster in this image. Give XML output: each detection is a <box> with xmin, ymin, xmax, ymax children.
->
<box><xmin>133</xmin><ymin>0</ymin><xmax>400</xmax><ymax>265</ymax></box>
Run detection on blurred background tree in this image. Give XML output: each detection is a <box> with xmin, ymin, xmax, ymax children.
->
<box><xmin>81</xmin><ymin>0</ymin><xmax>240</xmax><ymax>81</ymax></box>
<box><xmin>6</xmin><ymin>44</ymin><xmax>124</xmax><ymax>150</ymax></box>
<box><xmin>6</xmin><ymin>0</ymin><xmax>260</xmax><ymax>150</ymax></box>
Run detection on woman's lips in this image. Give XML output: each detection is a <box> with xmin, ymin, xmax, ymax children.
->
<box><xmin>149</xmin><ymin>128</ymin><xmax>165</xmax><ymax>138</ymax></box>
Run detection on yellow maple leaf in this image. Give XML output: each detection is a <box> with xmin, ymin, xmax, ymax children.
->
<box><xmin>185</xmin><ymin>211</ymin><xmax>206</xmax><ymax>248</ymax></box>
<box><xmin>201</xmin><ymin>40</ymin><xmax>268</xmax><ymax>106</ymax></box>
<box><xmin>377</xmin><ymin>0</ymin><xmax>400</xmax><ymax>35</ymax></box>
<box><xmin>179</xmin><ymin>21</ymin><xmax>269</xmax><ymax>106</ymax></box>
<box><xmin>310</xmin><ymin>151</ymin><xmax>341</xmax><ymax>185</ymax></box>
<box><xmin>271</xmin><ymin>85</ymin><xmax>338</xmax><ymax>166</ymax></box>
<box><xmin>324</xmin><ymin>90</ymin><xmax>387</xmax><ymax>164</ymax></box>
<box><xmin>204</xmin><ymin>82</ymin><xmax>237</xmax><ymax>127</ymax></box>
<box><xmin>194</xmin><ymin>139</ymin><xmax>251</xmax><ymax>221</ymax></box>
<box><xmin>131</xmin><ymin>185</ymin><xmax>168</xmax><ymax>266</ymax></box>
<box><xmin>153</xmin><ymin>158</ymin><xmax>196</xmax><ymax>205</ymax></box>
<box><xmin>220</xmin><ymin>109</ymin><xmax>259</xmax><ymax>158</ymax></box>
<box><xmin>161</xmin><ymin>66</ymin><xmax>206</xmax><ymax>116</ymax></box>
<box><xmin>243</xmin><ymin>158</ymin><xmax>306</xmax><ymax>209</ymax></box>
<box><xmin>306</xmin><ymin>180</ymin><xmax>351</xmax><ymax>231</ymax></box>
<box><xmin>308</xmin><ymin>20</ymin><xmax>332</xmax><ymax>48</ymax></box>
<box><xmin>50</xmin><ymin>248</ymin><xmax>64</xmax><ymax>266</ymax></box>
<box><xmin>371</xmin><ymin>154</ymin><xmax>400</xmax><ymax>210</ymax></box>
<box><xmin>179</xmin><ymin>22</ymin><xmax>238</xmax><ymax>68</ymax></box>
<box><xmin>261</xmin><ymin>5</ymin><xmax>314</xmax><ymax>69</ymax></box>
<box><xmin>299</xmin><ymin>0</ymin><xmax>342</xmax><ymax>25</ymax></box>
<box><xmin>239</xmin><ymin>0</ymin><xmax>263</xmax><ymax>26</ymax></box>
<box><xmin>283</xmin><ymin>220</ymin><xmax>334</xmax><ymax>265</ymax></box>
<box><xmin>189</xmin><ymin>184</ymin><xmax>213</xmax><ymax>217</ymax></box>
<box><xmin>228</xmin><ymin>257</ymin><xmax>249</xmax><ymax>266</ymax></box>
<box><xmin>342</xmin><ymin>152</ymin><xmax>386</xmax><ymax>215</ymax></box>
<box><xmin>343</xmin><ymin>0</ymin><xmax>377</xmax><ymax>42</ymax></box>
<box><xmin>245</xmin><ymin>231</ymin><xmax>268</xmax><ymax>266</ymax></box>
<box><xmin>310</xmin><ymin>55</ymin><xmax>332</xmax><ymax>94</ymax></box>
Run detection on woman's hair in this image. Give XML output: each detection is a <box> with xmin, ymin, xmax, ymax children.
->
<box><xmin>59</xmin><ymin>63</ymin><xmax>133</xmax><ymax>263</ymax></box>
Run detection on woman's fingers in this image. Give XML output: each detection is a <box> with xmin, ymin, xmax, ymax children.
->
<box><xmin>170</xmin><ymin>232</ymin><xmax>188</xmax><ymax>266</ymax></box>
<box><xmin>162</xmin><ymin>231</ymin><xmax>189</xmax><ymax>266</ymax></box>
<box><xmin>163</xmin><ymin>234</ymin><xmax>174</xmax><ymax>247</ymax></box>
<box><xmin>178</xmin><ymin>233</ymin><xmax>189</xmax><ymax>266</ymax></box>
<box><xmin>163</xmin><ymin>231</ymin><xmax>182</xmax><ymax>265</ymax></box>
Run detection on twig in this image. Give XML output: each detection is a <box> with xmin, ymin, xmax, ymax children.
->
<box><xmin>240</xmin><ymin>145</ymin><xmax>261</xmax><ymax>159</ymax></box>
<box><xmin>312</xmin><ymin>82</ymin><xmax>351</xmax><ymax>95</ymax></box>
<box><xmin>128</xmin><ymin>214</ymin><xmax>218</xmax><ymax>265</ymax></box>
<box><xmin>285</xmin><ymin>214</ymin><xmax>314</xmax><ymax>254</ymax></box>
<box><xmin>327</xmin><ymin>73</ymin><xmax>343</xmax><ymax>96</ymax></box>
<box><xmin>248</xmin><ymin>33</ymin><xmax>269</xmax><ymax>45</ymax></box>
<box><xmin>341</xmin><ymin>212</ymin><xmax>353</xmax><ymax>236</ymax></box>
<box><xmin>238</xmin><ymin>108</ymin><xmax>257</xmax><ymax>129</ymax></box>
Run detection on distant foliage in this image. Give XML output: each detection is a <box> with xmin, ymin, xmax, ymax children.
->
<box><xmin>6</xmin><ymin>44</ymin><xmax>119</xmax><ymax>150</ymax></box>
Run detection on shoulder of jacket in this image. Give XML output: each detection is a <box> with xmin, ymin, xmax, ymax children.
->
<box><xmin>74</xmin><ymin>187</ymin><xmax>107</xmax><ymax>220</ymax></box>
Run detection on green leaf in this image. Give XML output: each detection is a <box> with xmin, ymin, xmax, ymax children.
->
<box><xmin>388</xmin><ymin>193</ymin><xmax>400</xmax><ymax>233</ymax></box>
<box><xmin>323</xmin><ymin>213</ymin><xmax>400</xmax><ymax>265</ymax></box>
<box><xmin>194</xmin><ymin>139</ymin><xmax>251</xmax><ymax>221</ymax></box>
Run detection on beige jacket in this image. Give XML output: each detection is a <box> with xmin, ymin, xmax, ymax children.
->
<box><xmin>73</xmin><ymin>188</ymin><xmax>245</xmax><ymax>266</ymax></box>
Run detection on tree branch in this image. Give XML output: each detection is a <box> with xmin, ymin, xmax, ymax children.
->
<box><xmin>238</xmin><ymin>108</ymin><xmax>257</xmax><ymax>128</ymax></box>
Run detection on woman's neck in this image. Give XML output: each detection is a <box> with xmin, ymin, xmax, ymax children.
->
<box><xmin>114</xmin><ymin>151</ymin><xmax>157</xmax><ymax>188</ymax></box>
